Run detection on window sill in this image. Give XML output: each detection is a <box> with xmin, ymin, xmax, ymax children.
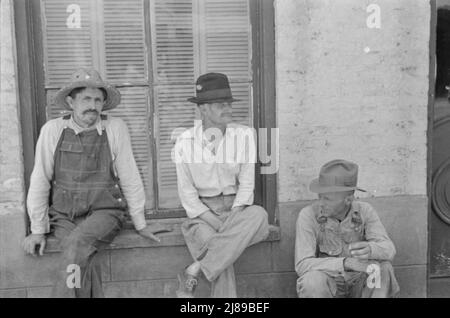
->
<box><xmin>44</xmin><ymin>218</ymin><xmax>281</xmax><ymax>253</ymax></box>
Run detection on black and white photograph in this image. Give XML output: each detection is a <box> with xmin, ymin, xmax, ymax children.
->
<box><xmin>0</xmin><ymin>0</ymin><xmax>445</xmax><ymax>301</ymax></box>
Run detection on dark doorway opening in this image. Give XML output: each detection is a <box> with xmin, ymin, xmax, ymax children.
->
<box><xmin>430</xmin><ymin>4</ymin><xmax>450</xmax><ymax>298</ymax></box>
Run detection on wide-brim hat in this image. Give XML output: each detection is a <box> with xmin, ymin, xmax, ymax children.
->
<box><xmin>54</xmin><ymin>68</ymin><xmax>121</xmax><ymax>111</ymax></box>
<box><xmin>309</xmin><ymin>159</ymin><xmax>366</xmax><ymax>194</ymax></box>
<box><xmin>188</xmin><ymin>72</ymin><xmax>240</xmax><ymax>104</ymax></box>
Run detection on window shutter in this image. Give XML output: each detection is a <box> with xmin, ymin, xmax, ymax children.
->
<box><xmin>152</xmin><ymin>0</ymin><xmax>197</xmax><ymax>209</ymax></box>
<box><xmin>153</xmin><ymin>0</ymin><xmax>196</xmax><ymax>84</ymax></box>
<box><xmin>103</xmin><ymin>0</ymin><xmax>148</xmax><ymax>84</ymax></box>
<box><xmin>42</xmin><ymin>0</ymin><xmax>94</xmax><ymax>87</ymax></box>
<box><xmin>41</xmin><ymin>0</ymin><xmax>154</xmax><ymax>209</ymax></box>
<box><xmin>153</xmin><ymin>0</ymin><xmax>253</xmax><ymax>210</ymax></box>
<box><xmin>203</xmin><ymin>0</ymin><xmax>252</xmax><ymax>125</ymax></box>
<box><xmin>102</xmin><ymin>0</ymin><xmax>154</xmax><ymax>209</ymax></box>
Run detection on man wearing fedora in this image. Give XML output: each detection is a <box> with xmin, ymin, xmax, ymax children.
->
<box><xmin>174</xmin><ymin>73</ymin><xmax>269</xmax><ymax>297</ymax></box>
<box><xmin>21</xmin><ymin>68</ymin><xmax>171</xmax><ymax>297</ymax></box>
<box><xmin>295</xmin><ymin>160</ymin><xmax>400</xmax><ymax>298</ymax></box>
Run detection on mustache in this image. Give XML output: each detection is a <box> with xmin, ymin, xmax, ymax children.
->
<box><xmin>82</xmin><ymin>109</ymin><xmax>99</xmax><ymax>115</ymax></box>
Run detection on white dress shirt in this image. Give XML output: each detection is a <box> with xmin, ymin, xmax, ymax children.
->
<box><xmin>27</xmin><ymin>115</ymin><xmax>147</xmax><ymax>234</ymax></box>
<box><xmin>174</xmin><ymin>122</ymin><xmax>257</xmax><ymax>218</ymax></box>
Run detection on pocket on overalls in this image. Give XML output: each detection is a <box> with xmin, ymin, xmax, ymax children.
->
<box><xmin>341</xmin><ymin>224</ymin><xmax>364</xmax><ymax>244</ymax></box>
<box><xmin>318</xmin><ymin>225</ymin><xmax>343</xmax><ymax>257</ymax></box>
<box><xmin>85</xmin><ymin>151</ymin><xmax>101</xmax><ymax>172</ymax></box>
<box><xmin>341</xmin><ymin>213</ymin><xmax>364</xmax><ymax>244</ymax></box>
<box><xmin>51</xmin><ymin>185</ymin><xmax>72</xmax><ymax>215</ymax></box>
<box><xmin>59</xmin><ymin>141</ymin><xmax>84</xmax><ymax>171</ymax></box>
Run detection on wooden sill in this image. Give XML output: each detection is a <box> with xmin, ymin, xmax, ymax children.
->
<box><xmin>44</xmin><ymin>218</ymin><xmax>281</xmax><ymax>253</ymax></box>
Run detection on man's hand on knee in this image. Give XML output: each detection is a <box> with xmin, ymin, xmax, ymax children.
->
<box><xmin>22</xmin><ymin>234</ymin><xmax>46</xmax><ymax>257</ymax></box>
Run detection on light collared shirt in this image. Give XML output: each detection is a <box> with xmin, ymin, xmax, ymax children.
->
<box><xmin>295</xmin><ymin>200</ymin><xmax>396</xmax><ymax>278</ymax></box>
<box><xmin>174</xmin><ymin>122</ymin><xmax>257</xmax><ymax>218</ymax></box>
<box><xmin>27</xmin><ymin>115</ymin><xmax>147</xmax><ymax>234</ymax></box>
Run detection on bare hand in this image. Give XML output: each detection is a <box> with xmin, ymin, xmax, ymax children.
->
<box><xmin>138</xmin><ymin>223</ymin><xmax>172</xmax><ymax>243</ymax></box>
<box><xmin>22</xmin><ymin>234</ymin><xmax>46</xmax><ymax>257</ymax></box>
<box><xmin>343</xmin><ymin>258</ymin><xmax>369</xmax><ymax>273</ymax></box>
<box><xmin>349</xmin><ymin>241</ymin><xmax>372</xmax><ymax>260</ymax></box>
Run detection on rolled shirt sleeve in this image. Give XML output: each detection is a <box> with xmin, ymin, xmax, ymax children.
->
<box><xmin>109</xmin><ymin>119</ymin><xmax>147</xmax><ymax>231</ymax></box>
<box><xmin>295</xmin><ymin>208</ymin><xmax>345</xmax><ymax>277</ymax></box>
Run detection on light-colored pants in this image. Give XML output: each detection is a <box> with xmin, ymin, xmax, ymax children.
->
<box><xmin>297</xmin><ymin>261</ymin><xmax>399</xmax><ymax>298</ymax></box>
<box><xmin>181</xmin><ymin>195</ymin><xmax>269</xmax><ymax>298</ymax></box>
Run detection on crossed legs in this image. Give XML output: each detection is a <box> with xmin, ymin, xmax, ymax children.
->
<box><xmin>181</xmin><ymin>205</ymin><xmax>269</xmax><ymax>297</ymax></box>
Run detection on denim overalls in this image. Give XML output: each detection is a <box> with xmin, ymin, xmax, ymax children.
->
<box><xmin>316</xmin><ymin>209</ymin><xmax>364</xmax><ymax>259</ymax></box>
<box><xmin>49</xmin><ymin>115</ymin><xmax>127</xmax><ymax>298</ymax></box>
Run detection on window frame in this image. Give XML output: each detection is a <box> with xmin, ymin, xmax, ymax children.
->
<box><xmin>14</xmin><ymin>0</ymin><xmax>278</xmax><ymax>225</ymax></box>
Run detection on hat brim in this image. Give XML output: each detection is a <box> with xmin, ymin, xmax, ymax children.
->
<box><xmin>309</xmin><ymin>178</ymin><xmax>366</xmax><ymax>194</ymax></box>
<box><xmin>187</xmin><ymin>97</ymin><xmax>240</xmax><ymax>104</ymax></box>
<box><xmin>54</xmin><ymin>80</ymin><xmax>121</xmax><ymax>111</ymax></box>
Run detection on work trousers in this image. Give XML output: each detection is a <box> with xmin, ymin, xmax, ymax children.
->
<box><xmin>49</xmin><ymin>208</ymin><xmax>125</xmax><ymax>298</ymax></box>
<box><xmin>297</xmin><ymin>261</ymin><xmax>398</xmax><ymax>298</ymax></box>
<box><xmin>181</xmin><ymin>195</ymin><xmax>269</xmax><ymax>298</ymax></box>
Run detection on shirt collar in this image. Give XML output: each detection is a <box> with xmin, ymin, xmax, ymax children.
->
<box><xmin>67</xmin><ymin>115</ymin><xmax>105</xmax><ymax>136</ymax></box>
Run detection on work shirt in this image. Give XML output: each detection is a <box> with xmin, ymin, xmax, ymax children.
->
<box><xmin>27</xmin><ymin>115</ymin><xmax>147</xmax><ymax>234</ymax></box>
<box><xmin>174</xmin><ymin>122</ymin><xmax>257</xmax><ymax>218</ymax></box>
<box><xmin>295</xmin><ymin>200</ymin><xmax>396</xmax><ymax>278</ymax></box>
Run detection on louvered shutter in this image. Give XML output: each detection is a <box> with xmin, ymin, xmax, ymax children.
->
<box><xmin>152</xmin><ymin>0</ymin><xmax>196</xmax><ymax>209</ymax></box>
<box><xmin>203</xmin><ymin>0</ymin><xmax>252</xmax><ymax>125</ymax></box>
<box><xmin>153</xmin><ymin>0</ymin><xmax>252</xmax><ymax>210</ymax></box>
<box><xmin>102</xmin><ymin>0</ymin><xmax>154</xmax><ymax>209</ymax></box>
<box><xmin>103</xmin><ymin>0</ymin><xmax>148</xmax><ymax>84</ymax></box>
<box><xmin>42</xmin><ymin>0</ymin><xmax>94</xmax><ymax>87</ymax></box>
<box><xmin>41</xmin><ymin>0</ymin><xmax>154</xmax><ymax>209</ymax></box>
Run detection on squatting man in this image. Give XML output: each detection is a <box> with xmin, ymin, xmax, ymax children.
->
<box><xmin>295</xmin><ymin>159</ymin><xmax>400</xmax><ymax>298</ymax></box>
<box><xmin>22</xmin><ymin>68</ymin><xmax>171</xmax><ymax>297</ymax></box>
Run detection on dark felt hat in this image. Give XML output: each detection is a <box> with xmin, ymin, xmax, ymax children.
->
<box><xmin>188</xmin><ymin>73</ymin><xmax>240</xmax><ymax>104</ymax></box>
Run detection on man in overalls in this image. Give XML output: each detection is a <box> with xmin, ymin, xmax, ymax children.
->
<box><xmin>174</xmin><ymin>73</ymin><xmax>269</xmax><ymax>298</ymax></box>
<box><xmin>295</xmin><ymin>160</ymin><xmax>400</xmax><ymax>298</ymax></box>
<box><xmin>22</xmin><ymin>68</ymin><xmax>170</xmax><ymax>297</ymax></box>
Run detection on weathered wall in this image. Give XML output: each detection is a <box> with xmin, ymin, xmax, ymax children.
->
<box><xmin>276</xmin><ymin>0</ymin><xmax>429</xmax><ymax>201</ymax></box>
<box><xmin>0</xmin><ymin>0</ymin><xmax>25</xmax><ymax>207</ymax></box>
<box><xmin>275</xmin><ymin>0</ymin><xmax>430</xmax><ymax>297</ymax></box>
